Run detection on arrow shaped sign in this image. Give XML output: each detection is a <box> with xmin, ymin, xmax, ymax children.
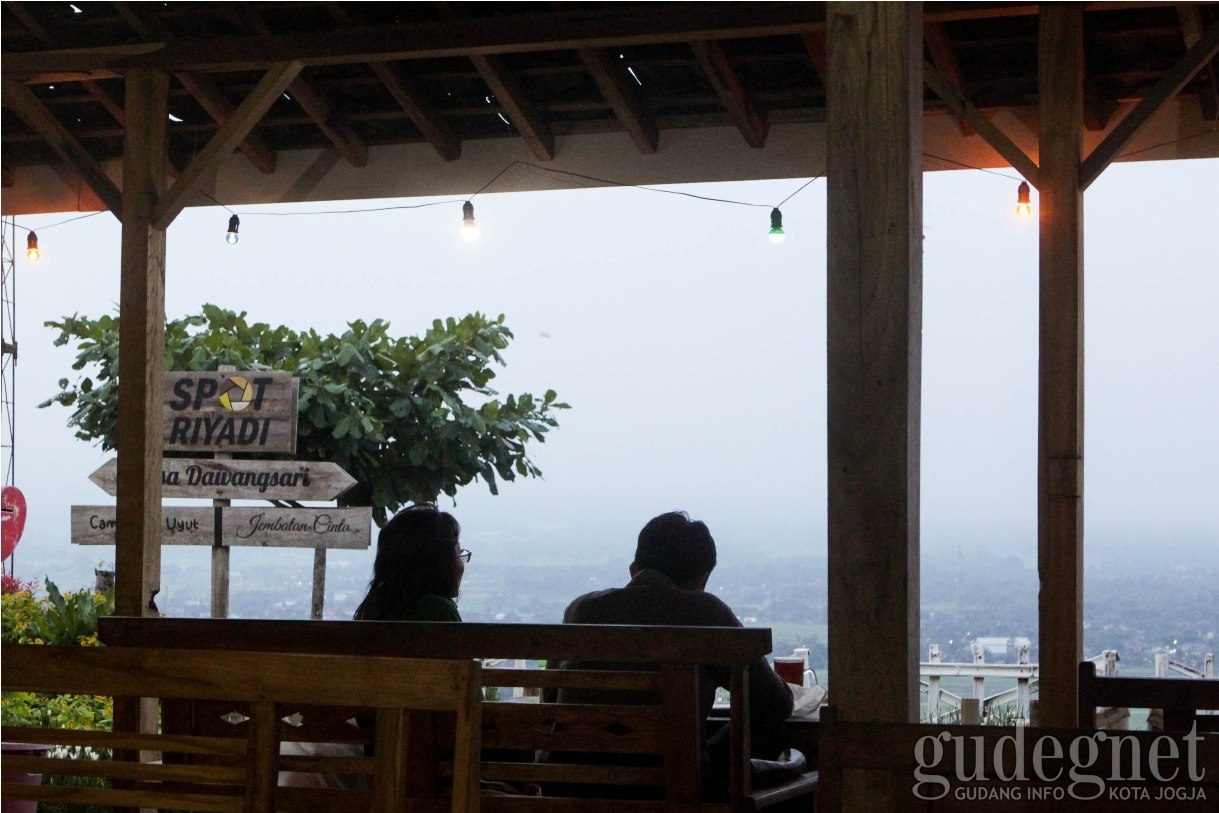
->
<box><xmin>89</xmin><ymin>458</ymin><xmax>357</xmax><ymax>502</ymax></box>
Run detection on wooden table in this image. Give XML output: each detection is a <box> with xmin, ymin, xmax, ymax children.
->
<box><xmin>709</xmin><ymin>706</ymin><xmax>821</xmax><ymax>767</ymax></box>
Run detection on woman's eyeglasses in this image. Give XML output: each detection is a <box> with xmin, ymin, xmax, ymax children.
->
<box><xmin>458</xmin><ymin>549</ymin><xmax>472</xmax><ymax>563</ymax></box>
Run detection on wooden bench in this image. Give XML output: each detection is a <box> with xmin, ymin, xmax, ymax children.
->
<box><xmin>0</xmin><ymin>642</ymin><xmax>481</xmax><ymax>813</ymax></box>
<box><xmin>1079</xmin><ymin>660</ymin><xmax>1219</xmax><ymax>732</ymax></box>
<box><xmin>99</xmin><ymin>617</ymin><xmax>819</xmax><ymax>812</ymax></box>
<box><xmin>818</xmin><ymin>704</ymin><xmax>1219</xmax><ymax>812</ymax></box>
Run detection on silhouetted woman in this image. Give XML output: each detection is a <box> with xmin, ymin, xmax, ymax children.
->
<box><xmin>354</xmin><ymin>503</ymin><xmax>469</xmax><ymax>621</ymax></box>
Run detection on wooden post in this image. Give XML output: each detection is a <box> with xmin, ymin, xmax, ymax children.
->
<box><xmin>826</xmin><ymin>3</ymin><xmax>922</xmax><ymax>808</ymax></box>
<box><xmin>211</xmin><ymin>490</ymin><xmax>231</xmax><ymax>618</ymax></box>
<box><xmin>960</xmin><ymin>698</ymin><xmax>981</xmax><ymax>725</ymax></box>
<box><xmin>211</xmin><ymin>366</ymin><xmax>234</xmax><ymax>619</ymax></box>
<box><xmin>114</xmin><ymin>68</ymin><xmax>168</xmax><ymax>619</ymax></box>
<box><xmin>112</xmin><ymin>64</ymin><xmax>169</xmax><ymax>762</ymax></box>
<box><xmin>311</xmin><ymin>548</ymin><xmax>327</xmax><ymax>620</ymax></box>
<box><xmin>1037</xmin><ymin>3</ymin><xmax>1085</xmax><ymax>729</ymax></box>
<box><xmin>826</xmin><ymin>1</ymin><xmax>923</xmax><ymax>722</ymax></box>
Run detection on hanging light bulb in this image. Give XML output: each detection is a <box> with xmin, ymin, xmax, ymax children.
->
<box><xmin>461</xmin><ymin>200</ymin><xmax>480</xmax><ymax>242</ymax></box>
<box><xmin>768</xmin><ymin>208</ymin><xmax>786</xmax><ymax>244</ymax></box>
<box><xmin>225</xmin><ymin>214</ymin><xmax>240</xmax><ymax>244</ymax></box>
<box><xmin>26</xmin><ymin>231</ymin><xmax>40</xmax><ymax>262</ymax></box>
<box><xmin>1015</xmin><ymin>181</ymin><xmax>1032</xmax><ymax>218</ymax></box>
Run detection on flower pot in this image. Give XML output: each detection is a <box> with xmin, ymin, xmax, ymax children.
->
<box><xmin>1</xmin><ymin>742</ymin><xmax>50</xmax><ymax>813</ymax></box>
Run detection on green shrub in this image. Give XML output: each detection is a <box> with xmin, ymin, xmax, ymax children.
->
<box><xmin>1</xmin><ymin>579</ymin><xmax>115</xmax><ymax>732</ymax></box>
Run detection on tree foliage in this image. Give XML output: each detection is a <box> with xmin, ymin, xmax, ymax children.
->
<box><xmin>41</xmin><ymin>306</ymin><xmax>568</xmax><ymax>524</ymax></box>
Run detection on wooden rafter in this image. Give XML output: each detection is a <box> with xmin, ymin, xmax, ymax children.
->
<box><xmin>152</xmin><ymin>61</ymin><xmax>303</xmax><ymax>230</ymax></box>
<box><xmin>577</xmin><ymin>47</ymin><xmax>658</xmax><ymax>154</ymax></box>
<box><xmin>227</xmin><ymin>6</ymin><xmax>368</xmax><ymax>169</ymax></box>
<box><xmin>0</xmin><ymin>77</ymin><xmax>123</xmax><ymax>216</ymax></box>
<box><xmin>1</xmin><ymin>3</ymin><xmax>827</xmax><ymax>77</ymax></box>
<box><xmin>1083</xmin><ymin>77</ymin><xmax>1121</xmax><ymax>132</ymax></box>
<box><xmin>279</xmin><ymin>77</ymin><xmax>369</xmax><ymax>167</ymax></box>
<box><xmin>1080</xmin><ymin>16</ymin><xmax>1219</xmax><ymax>190</ymax></box>
<box><xmin>327</xmin><ymin>3</ymin><xmax>460</xmax><ymax>162</ymax></box>
<box><xmin>1178</xmin><ymin>4</ymin><xmax>1219</xmax><ymax>120</ymax></box>
<box><xmin>112</xmin><ymin>2</ymin><xmax>277</xmax><ymax>175</ymax></box>
<box><xmin>689</xmin><ymin>40</ymin><xmax>767</xmax><ymax>148</ymax></box>
<box><xmin>923</xmin><ymin>61</ymin><xmax>1040</xmax><ymax>187</ymax></box>
<box><xmin>430</xmin><ymin>0</ymin><xmax>553</xmax><ymax>160</ymax></box>
<box><xmin>6</xmin><ymin>2</ymin><xmax>125</xmax><ymax>124</ymax></box>
<box><xmin>800</xmin><ymin>31</ymin><xmax>828</xmax><ymax>86</ymax></box>
<box><xmin>924</xmin><ymin>22</ymin><xmax>973</xmax><ymax>136</ymax></box>
<box><xmin>469</xmin><ymin>53</ymin><xmax>556</xmax><ymax>161</ymax></box>
<box><xmin>368</xmin><ymin>61</ymin><xmax>462</xmax><ymax>161</ymax></box>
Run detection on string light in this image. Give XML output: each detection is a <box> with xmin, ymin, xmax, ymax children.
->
<box><xmin>1015</xmin><ymin>181</ymin><xmax>1032</xmax><ymax>218</ymax></box>
<box><xmin>768</xmin><ymin>208</ymin><xmax>786</xmax><ymax>244</ymax></box>
<box><xmin>26</xmin><ymin>231</ymin><xmax>40</xmax><ymax>262</ymax></box>
<box><xmin>225</xmin><ymin>214</ymin><xmax>240</xmax><ymax>244</ymax></box>
<box><xmin>460</xmin><ymin>200</ymin><xmax>480</xmax><ymax>242</ymax></box>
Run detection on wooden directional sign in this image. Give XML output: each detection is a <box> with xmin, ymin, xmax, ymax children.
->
<box><xmin>163</xmin><ymin>371</ymin><xmax>298</xmax><ymax>454</ymax></box>
<box><xmin>73</xmin><ymin>505</ymin><xmax>216</xmax><ymax>546</ymax></box>
<box><xmin>72</xmin><ymin>506</ymin><xmax>371</xmax><ymax>549</ymax></box>
<box><xmin>89</xmin><ymin>458</ymin><xmax>357</xmax><ymax>501</ymax></box>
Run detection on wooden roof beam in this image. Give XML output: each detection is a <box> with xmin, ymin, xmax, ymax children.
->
<box><xmin>112</xmin><ymin>2</ymin><xmax>277</xmax><ymax>174</ymax></box>
<box><xmin>2</xmin><ymin>3</ymin><xmax>828</xmax><ymax>76</ymax></box>
<box><xmin>0</xmin><ymin>77</ymin><xmax>123</xmax><ymax>216</ymax></box>
<box><xmin>227</xmin><ymin>6</ymin><xmax>368</xmax><ymax>168</ymax></box>
<box><xmin>923</xmin><ymin>61</ymin><xmax>1039</xmax><ymax>187</ymax></box>
<box><xmin>434</xmin><ymin>0</ymin><xmax>553</xmax><ymax>160</ymax></box>
<box><xmin>1080</xmin><ymin>16</ymin><xmax>1219</xmax><ymax>190</ymax></box>
<box><xmin>924</xmin><ymin>22</ymin><xmax>974</xmax><ymax>136</ymax></box>
<box><xmin>1178</xmin><ymin>4</ymin><xmax>1219</xmax><ymax>120</ymax></box>
<box><xmin>7</xmin><ymin>2</ymin><xmax>126</xmax><ymax>125</ymax></box>
<box><xmin>689</xmin><ymin>40</ymin><xmax>767</xmax><ymax>148</ymax></box>
<box><xmin>326</xmin><ymin>4</ymin><xmax>461</xmax><ymax>162</ymax></box>
<box><xmin>368</xmin><ymin>61</ymin><xmax>462</xmax><ymax>161</ymax></box>
<box><xmin>152</xmin><ymin>61</ymin><xmax>302</xmax><ymax>230</ymax></box>
<box><xmin>469</xmin><ymin>53</ymin><xmax>556</xmax><ymax>161</ymax></box>
<box><xmin>577</xmin><ymin>47</ymin><xmax>658</xmax><ymax>154</ymax></box>
<box><xmin>280</xmin><ymin>77</ymin><xmax>369</xmax><ymax>167</ymax></box>
<box><xmin>1083</xmin><ymin>78</ymin><xmax>1121</xmax><ymax>132</ymax></box>
<box><xmin>800</xmin><ymin>31</ymin><xmax>828</xmax><ymax>87</ymax></box>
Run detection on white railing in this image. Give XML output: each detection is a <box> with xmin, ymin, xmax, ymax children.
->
<box><xmin>921</xmin><ymin>645</ymin><xmax>1218</xmax><ymax>726</ymax></box>
<box><xmin>921</xmin><ymin>642</ymin><xmax>1043</xmax><ymax>724</ymax></box>
<box><xmin>1156</xmin><ymin>652</ymin><xmax>1215</xmax><ymax>679</ymax></box>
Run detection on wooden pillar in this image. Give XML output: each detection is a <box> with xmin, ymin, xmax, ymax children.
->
<box><xmin>1037</xmin><ymin>4</ymin><xmax>1085</xmax><ymax>728</ymax></box>
<box><xmin>114</xmin><ymin>68</ymin><xmax>168</xmax><ymax>619</ymax></box>
<box><xmin>826</xmin><ymin>0</ymin><xmax>923</xmax><ymax>726</ymax></box>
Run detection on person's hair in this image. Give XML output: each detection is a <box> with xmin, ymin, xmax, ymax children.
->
<box><xmin>354</xmin><ymin>504</ymin><xmax>462</xmax><ymax>619</ymax></box>
<box><xmin>633</xmin><ymin>511</ymin><xmax>716</xmax><ymax>587</ymax></box>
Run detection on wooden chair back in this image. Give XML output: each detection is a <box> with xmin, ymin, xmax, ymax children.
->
<box><xmin>0</xmin><ymin>643</ymin><xmax>482</xmax><ymax>813</ymax></box>
<box><xmin>98</xmin><ymin>618</ymin><xmax>810</xmax><ymax>812</ymax></box>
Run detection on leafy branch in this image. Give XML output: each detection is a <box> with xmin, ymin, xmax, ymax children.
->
<box><xmin>41</xmin><ymin>306</ymin><xmax>568</xmax><ymax>524</ymax></box>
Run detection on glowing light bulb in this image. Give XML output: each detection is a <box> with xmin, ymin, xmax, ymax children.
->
<box><xmin>26</xmin><ymin>231</ymin><xmax>40</xmax><ymax>262</ymax></box>
<box><xmin>226</xmin><ymin>214</ymin><xmax>240</xmax><ymax>244</ymax></box>
<box><xmin>1016</xmin><ymin>181</ymin><xmax>1032</xmax><ymax>218</ymax></box>
<box><xmin>768</xmin><ymin>208</ymin><xmax>786</xmax><ymax>244</ymax></box>
<box><xmin>461</xmin><ymin>200</ymin><xmax>480</xmax><ymax>242</ymax></box>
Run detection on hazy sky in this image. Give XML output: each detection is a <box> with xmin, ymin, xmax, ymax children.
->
<box><xmin>3</xmin><ymin>159</ymin><xmax>1216</xmax><ymax>593</ymax></box>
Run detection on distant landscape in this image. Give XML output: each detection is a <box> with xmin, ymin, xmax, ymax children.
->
<box><xmin>105</xmin><ymin>537</ymin><xmax>1217</xmax><ymax>677</ymax></box>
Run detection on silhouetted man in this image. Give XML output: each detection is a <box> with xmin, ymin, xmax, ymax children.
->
<box><xmin>559</xmin><ymin>511</ymin><xmax>794</xmax><ymax>773</ymax></box>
